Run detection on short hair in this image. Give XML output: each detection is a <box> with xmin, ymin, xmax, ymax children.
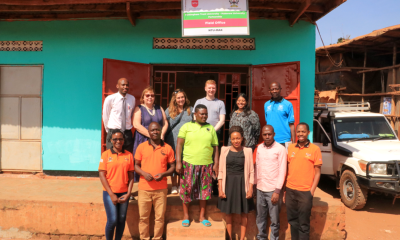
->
<box><xmin>111</xmin><ymin>129</ymin><xmax>125</xmax><ymax>139</ymax></box>
<box><xmin>297</xmin><ymin>122</ymin><xmax>310</xmax><ymax>131</ymax></box>
<box><xmin>195</xmin><ymin>104</ymin><xmax>207</xmax><ymax>112</ymax></box>
<box><xmin>263</xmin><ymin>124</ymin><xmax>275</xmax><ymax>133</ymax></box>
<box><xmin>269</xmin><ymin>82</ymin><xmax>281</xmax><ymax>89</ymax></box>
<box><xmin>148</xmin><ymin>121</ymin><xmax>161</xmax><ymax>129</ymax></box>
<box><xmin>140</xmin><ymin>86</ymin><xmax>155</xmax><ymax>104</ymax></box>
<box><xmin>229</xmin><ymin>126</ymin><xmax>246</xmax><ymax>146</ymax></box>
<box><xmin>205</xmin><ymin>80</ymin><xmax>216</xmax><ymax>87</ymax></box>
<box><xmin>117</xmin><ymin>78</ymin><xmax>128</xmax><ymax>84</ymax></box>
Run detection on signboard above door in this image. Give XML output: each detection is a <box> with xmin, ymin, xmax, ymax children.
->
<box><xmin>182</xmin><ymin>0</ymin><xmax>249</xmax><ymax>37</ymax></box>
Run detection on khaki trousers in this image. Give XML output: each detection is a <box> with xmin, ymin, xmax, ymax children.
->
<box><xmin>138</xmin><ymin>189</ymin><xmax>168</xmax><ymax>240</ymax></box>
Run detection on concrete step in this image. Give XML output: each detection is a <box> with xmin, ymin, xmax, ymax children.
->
<box><xmin>166</xmin><ymin>220</ymin><xmax>225</xmax><ymax>240</ymax></box>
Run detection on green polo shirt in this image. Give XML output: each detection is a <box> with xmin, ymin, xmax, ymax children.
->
<box><xmin>177</xmin><ymin>121</ymin><xmax>219</xmax><ymax>165</ymax></box>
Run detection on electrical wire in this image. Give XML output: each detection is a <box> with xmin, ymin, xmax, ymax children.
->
<box><xmin>316</xmin><ymin>22</ymin><xmax>344</xmax><ymax>68</ymax></box>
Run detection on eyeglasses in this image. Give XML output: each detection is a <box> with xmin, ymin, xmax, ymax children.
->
<box><xmin>112</xmin><ymin>138</ymin><xmax>124</xmax><ymax>142</ymax></box>
<box><xmin>145</xmin><ymin>94</ymin><xmax>155</xmax><ymax>98</ymax></box>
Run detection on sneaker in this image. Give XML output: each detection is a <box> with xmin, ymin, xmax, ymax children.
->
<box><xmin>171</xmin><ymin>186</ymin><xmax>178</xmax><ymax>194</ymax></box>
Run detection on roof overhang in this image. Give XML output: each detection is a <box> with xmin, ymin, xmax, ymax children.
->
<box><xmin>316</xmin><ymin>24</ymin><xmax>400</xmax><ymax>57</ymax></box>
<box><xmin>0</xmin><ymin>0</ymin><xmax>346</xmax><ymax>27</ymax></box>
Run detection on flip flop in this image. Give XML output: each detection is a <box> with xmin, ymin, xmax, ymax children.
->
<box><xmin>182</xmin><ymin>219</ymin><xmax>190</xmax><ymax>227</ymax></box>
<box><xmin>200</xmin><ymin>219</ymin><xmax>212</xmax><ymax>227</ymax></box>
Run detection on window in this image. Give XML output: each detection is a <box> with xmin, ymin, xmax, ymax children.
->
<box><xmin>334</xmin><ymin>117</ymin><xmax>395</xmax><ymax>142</ymax></box>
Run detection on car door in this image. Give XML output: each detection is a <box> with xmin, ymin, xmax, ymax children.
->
<box><xmin>313</xmin><ymin>119</ymin><xmax>334</xmax><ymax>175</ymax></box>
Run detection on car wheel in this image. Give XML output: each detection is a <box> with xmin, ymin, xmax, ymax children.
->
<box><xmin>339</xmin><ymin>170</ymin><xmax>368</xmax><ymax>209</ymax></box>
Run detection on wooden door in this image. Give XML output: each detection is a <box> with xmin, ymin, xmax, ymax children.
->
<box><xmin>0</xmin><ymin>66</ymin><xmax>43</xmax><ymax>171</ymax></box>
<box><xmin>251</xmin><ymin>62</ymin><xmax>300</xmax><ymax>143</ymax></box>
<box><xmin>153</xmin><ymin>71</ymin><xmax>177</xmax><ymax>110</ymax></box>
<box><xmin>102</xmin><ymin>59</ymin><xmax>151</xmax><ymax>152</ymax></box>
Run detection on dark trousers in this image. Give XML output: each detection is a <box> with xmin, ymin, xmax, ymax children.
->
<box><xmin>212</xmin><ymin>128</ymin><xmax>223</xmax><ymax>196</ymax></box>
<box><xmin>106</xmin><ymin>129</ymin><xmax>133</xmax><ymax>153</ymax></box>
<box><xmin>103</xmin><ymin>191</ymin><xmax>129</xmax><ymax>240</ymax></box>
<box><xmin>286</xmin><ymin>188</ymin><xmax>313</xmax><ymax>240</ymax></box>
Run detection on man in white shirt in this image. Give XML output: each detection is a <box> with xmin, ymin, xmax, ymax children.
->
<box><xmin>102</xmin><ymin>78</ymin><xmax>136</xmax><ymax>153</ymax></box>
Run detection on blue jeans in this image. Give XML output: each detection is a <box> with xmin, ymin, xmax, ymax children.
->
<box><xmin>103</xmin><ymin>191</ymin><xmax>129</xmax><ymax>240</ymax></box>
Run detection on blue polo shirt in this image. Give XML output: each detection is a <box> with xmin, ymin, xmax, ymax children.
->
<box><xmin>264</xmin><ymin>98</ymin><xmax>295</xmax><ymax>143</ymax></box>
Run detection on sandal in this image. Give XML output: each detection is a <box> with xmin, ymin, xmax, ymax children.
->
<box><xmin>200</xmin><ymin>219</ymin><xmax>212</xmax><ymax>227</ymax></box>
<box><xmin>182</xmin><ymin>219</ymin><xmax>190</xmax><ymax>227</ymax></box>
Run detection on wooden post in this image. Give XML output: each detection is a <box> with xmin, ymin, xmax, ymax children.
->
<box><xmin>393</xmin><ymin>42</ymin><xmax>397</xmax><ymax>85</ymax></box>
<box><xmin>362</xmin><ymin>51</ymin><xmax>367</xmax><ymax>110</ymax></box>
<box><xmin>392</xmin><ymin>42</ymin><xmax>397</xmax><ymax>129</ymax></box>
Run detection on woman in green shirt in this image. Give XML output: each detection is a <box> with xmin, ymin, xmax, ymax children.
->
<box><xmin>175</xmin><ymin>104</ymin><xmax>219</xmax><ymax>227</ymax></box>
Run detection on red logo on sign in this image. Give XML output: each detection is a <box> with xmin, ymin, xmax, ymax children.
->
<box><xmin>192</xmin><ymin>0</ymin><xmax>198</xmax><ymax>7</ymax></box>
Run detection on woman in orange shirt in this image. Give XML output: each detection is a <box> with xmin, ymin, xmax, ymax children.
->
<box><xmin>99</xmin><ymin>130</ymin><xmax>135</xmax><ymax>240</ymax></box>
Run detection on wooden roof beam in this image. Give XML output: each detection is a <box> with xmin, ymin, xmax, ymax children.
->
<box><xmin>0</xmin><ymin>12</ymin><xmax>126</xmax><ymax>19</ymax></box>
<box><xmin>126</xmin><ymin>2</ymin><xmax>135</xmax><ymax>26</ymax></box>
<box><xmin>289</xmin><ymin>0</ymin><xmax>311</xmax><ymax>27</ymax></box>
<box><xmin>0</xmin><ymin>2</ymin><xmax>182</xmax><ymax>12</ymax></box>
<box><xmin>249</xmin><ymin>2</ymin><xmax>323</xmax><ymax>13</ymax></box>
<box><xmin>0</xmin><ymin>2</ymin><xmax>324</xmax><ymax>13</ymax></box>
<box><xmin>312</xmin><ymin>0</ymin><xmax>346</xmax><ymax>22</ymax></box>
<box><xmin>0</xmin><ymin>10</ymin><xmax>181</xmax><ymax>20</ymax></box>
<box><xmin>0</xmin><ymin>0</ymin><xmax>180</xmax><ymax>5</ymax></box>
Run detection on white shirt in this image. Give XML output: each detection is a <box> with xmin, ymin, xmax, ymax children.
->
<box><xmin>102</xmin><ymin>92</ymin><xmax>136</xmax><ymax>132</ymax></box>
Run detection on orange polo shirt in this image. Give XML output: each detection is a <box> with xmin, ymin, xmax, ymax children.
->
<box><xmin>286</xmin><ymin>141</ymin><xmax>323</xmax><ymax>191</ymax></box>
<box><xmin>134</xmin><ymin>140</ymin><xmax>175</xmax><ymax>191</ymax></box>
<box><xmin>99</xmin><ymin>149</ymin><xmax>134</xmax><ymax>193</ymax></box>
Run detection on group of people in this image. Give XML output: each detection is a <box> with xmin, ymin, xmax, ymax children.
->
<box><xmin>100</xmin><ymin>78</ymin><xmax>322</xmax><ymax>240</ymax></box>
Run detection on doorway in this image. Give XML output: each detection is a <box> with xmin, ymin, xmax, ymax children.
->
<box><xmin>152</xmin><ymin>65</ymin><xmax>250</xmax><ymax>146</ymax></box>
<box><xmin>102</xmin><ymin>59</ymin><xmax>300</xmax><ymax>152</ymax></box>
<box><xmin>0</xmin><ymin>65</ymin><xmax>43</xmax><ymax>172</ymax></box>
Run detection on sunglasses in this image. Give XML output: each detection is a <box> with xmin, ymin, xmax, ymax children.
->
<box><xmin>145</xmin><ymin>94</ymin><xmax>155</xmax><ymax>98</ymax></box>
<box><xmin>173</xmin><ymin>89</ymin><xmax>183</xmax><ymax>95</ymax></box>
<box><xmin>112</xmin><ymin>138</ymin><xmax>124</xmax><ymax>142</ymax></box>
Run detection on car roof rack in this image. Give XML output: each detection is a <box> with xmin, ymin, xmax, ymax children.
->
<box><xmin>314</xmin><ymin>102</ymin><xmax>371</xmax><ymax>112</ymax></box>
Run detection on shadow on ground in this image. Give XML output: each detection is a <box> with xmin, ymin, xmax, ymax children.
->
<box><xmin>318</xmin><ymin>175</ymin><xmax>400</xmax><ymax>215</ymax></box>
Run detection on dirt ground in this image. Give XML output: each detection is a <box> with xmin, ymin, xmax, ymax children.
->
<box><xmin>318</xmin><ymin>176</ymin><xmax>400</xmax><ymax>240</ymax></box>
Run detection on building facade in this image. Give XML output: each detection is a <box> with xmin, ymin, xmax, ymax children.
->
<box><xmin>0</xmin><ymin>2</ymin><xmax>339</xmax><ymax>173</ymax></box>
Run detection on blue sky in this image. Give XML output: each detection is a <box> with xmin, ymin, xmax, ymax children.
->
<box><xmin>316</xmin><ymin>0</ymin><xmax>400</xmax><ymax>48</ymax></box>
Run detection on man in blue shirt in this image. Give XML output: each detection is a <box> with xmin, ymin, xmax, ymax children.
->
<box><xmin>264</xmin><ymin>82</ymin><xmax>295</xmax><ymax>146</ymax></box>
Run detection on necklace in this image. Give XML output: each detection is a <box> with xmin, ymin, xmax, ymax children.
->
<box><xmin>143</xmin><ymin>104</ymin><xmax>155</xmax><ymax>116</ymax></box>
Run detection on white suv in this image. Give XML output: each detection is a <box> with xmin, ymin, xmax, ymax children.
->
<box><xmin>314</xmin><ymin>102</ymin><xmax>399</xmax><ymax>209</ymax></box>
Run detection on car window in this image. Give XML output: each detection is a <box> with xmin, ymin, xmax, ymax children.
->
<box><xmin>335</xmin><ymin>117</ymin><xmax>395</xmax><ymax>142</ymax></box>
